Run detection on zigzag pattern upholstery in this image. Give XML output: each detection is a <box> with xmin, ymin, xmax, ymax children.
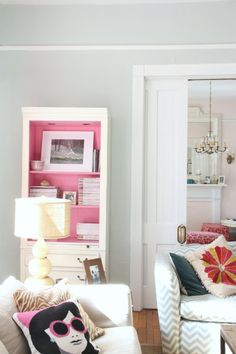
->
<box><xmin>154</xmin><ymin>253</ymin><xmax>181</xmax><ymax>354</ymax></box>
<box><xmin>180</xmin><ymin>321</ymin><xmax>220</xmax><ymax>354</ymax></box>
<box><xmin>155</xmin><ymin>242</ymin><xmax>236</xmax><ymax>354</ymax></box>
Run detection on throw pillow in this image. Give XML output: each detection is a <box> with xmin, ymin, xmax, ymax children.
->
<box><xmin>13</xmin><ymin>287</ymin><xmax>105</xmax><ymax>341</ymax></box>
<box><xmin>13</xmin><ymin>300</ymin><xmax>100</xmax><ymax>354</ymax></box>
<box><xmin>0</xmin><ymin>276</ymin><xmax>30</xmax><ymax>354</ymax></box>
<box><xmin>13</xmin><ymin>286</ymin><xmax>71</xmax><ymax>312</ymax></box>
<box><xmin>170</xmin><ymin>253</ymin><xmax>208</xmax><ymax>296</ymax></box>
<box><xmin>185</xmin><ymin>235</ymin><xmax>236</xmax><ymax>297</ymax></box>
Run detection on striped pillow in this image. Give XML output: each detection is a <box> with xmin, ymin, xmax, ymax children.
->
<box><xmin>13</xmin><ymin>287</ymin><xmax>105</xmax><ymax>340</ymax></box>
<box><xmin>13</xmin><ymin>287</ymin><xmax>70</xmax><ymax>312</ymax></box>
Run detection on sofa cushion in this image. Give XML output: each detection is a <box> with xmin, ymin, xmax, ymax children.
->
<box><xmin>169</xmin><ymin>253</ymin><xmax>208</xmax><ymax>296</ymax></box>
<box><xmin>185</xmin><ymin>235</ymin><xmax>236</xmax><ymax>297</ymax></box>
<box><xmin>0</xmin><ymin>276</ymin><xmax>30</xmax><ymax>354</ymax></box>
<box><xmin>13</xmin><ymin>287</ymin><xmax>105</xmax><ymax>341</ymax></box>
<box><xmin>69</xmin><ymin>284</ymin><xmax>132</xmax><ymax>328</ymax></box>
<box><xmin>201</xmin><ymin>222</ymin><xmax>230</xmax><ymax>240</ymax></box>
<box><xmin>13</xmin><ymin>300</ymin><xmax>100</xmax><ymax>354</ymax></box>
<box><xmin>0</xmin><ymin>341</ymin><xmax>9</xmax><ymax>354</ymax></box>
<box><xmin>186</xmin><ymin>231</ymin><xmax>221</xmax><ymax>244</ymax></box>
<box><xmin>180</xmin><ymin>293</ymin><xmax>236</xmax><ymax>323</ymax></box>
<box><xmin>94</xmin><ymin>326</ymin><xmax>142</xmax><ymax>354</ymax></box>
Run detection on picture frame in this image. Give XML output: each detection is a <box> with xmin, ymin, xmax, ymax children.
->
<box><xmin>41</xmin><ymin>131</ymin><xmax>94</xmax><ymax>171</ymax></box>
<box><xmin>62</xmin><ymin>191</ymin><xmax>77</xmax><ymax>205</ymax></box>
<box><xmin>218</xmin><ymin>175</ymin><xmax>225</xmax><ymax>185</ymax></box>
<box><xmin>83</xmin><ymin>258</ymin><xmax>106</xmax><ymax>284</ymax></box>
<box><xmin>204</xmin><ymin>175</ymin><xmax>211</xmax><ymax>184</ymax></box>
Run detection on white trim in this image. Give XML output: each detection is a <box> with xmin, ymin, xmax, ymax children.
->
<box><xmin>0</xmin><ymin>0</ymin><xmax>229</xmax><ymax>4</ymax></box>
<box><xmin>1</xmin><ymin>43</ymin><xmax>236</xmax><ymax>51</ymax></box>
<box><xmin>130</xmin><ymin>66</ymin><xmax>145</xmax><ymax>310</ymax></box>
<box><xmin>130</xmin><ymin>63</ymin><xmax>236</xmax><ymax>310</ymax></box>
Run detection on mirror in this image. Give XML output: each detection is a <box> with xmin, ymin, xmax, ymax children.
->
<box><xmin>188</xmin><ymin>81</ymin><xmax>223</xmax><ymax>184</ymax></box>
<box><xmin>188</xmin><ymin>106</ymin><xmax>221</xmax><ymax>183</ymax></box>
<box><xmin>187</xmin><ymin>79</ymin><xmax>236</xmax><ymax>234</ymax></box>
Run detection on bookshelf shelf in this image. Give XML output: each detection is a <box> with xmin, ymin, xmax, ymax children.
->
<box><xmin>71</xmin><ymin>205</ymin><xmax>99</xmax><ymax>209</ymax></box>
<box><xmin>20</xmin><ymin>107</ymin><xmax>110</xmax><ymax>284</ymax></box>
<box><xmin>29</xmin><ymin>170</ymin><xmax>100</xmax><ymax>176</ymax></box>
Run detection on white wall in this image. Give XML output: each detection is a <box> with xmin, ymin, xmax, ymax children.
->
<box><xmin>0</xmin><ymin>2</ymin><xmax>236</xmax><ymax>45</ymax></box>
<box><xmin>1</xmin><ymin>2</ymin><xmax>236</xmax><ymax>282</ymax></box>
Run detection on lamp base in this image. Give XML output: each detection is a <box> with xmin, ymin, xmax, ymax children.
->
<box><xmin>27</xmin><ymin>238</ymin><xmax>55</xmax><ymax>287</ymax></box>
<box><xmin>24</xmin><ymin>276</ymin><xmax>55</xmax><ymax>288</ymax></box>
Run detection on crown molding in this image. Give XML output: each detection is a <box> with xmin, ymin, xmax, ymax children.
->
<box><xmin>0</xmin><ymin>0</ymin><xmax>229</xmax><ymax>4</ymax></box>
<box><xmin>1</xmin><ymin>43</ymin><xmax>236</xmax><ymax>51</ymax></box>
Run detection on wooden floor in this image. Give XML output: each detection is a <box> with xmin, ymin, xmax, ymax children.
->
<box><xmin>133</xmin><ymin>309</ymin><xmax>161</xmax><ymax>347</ymax></box>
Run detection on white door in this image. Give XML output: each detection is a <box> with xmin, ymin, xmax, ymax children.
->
<box><xmin>143</xmin><ymin>78</ymin><xmax>188</xmax><ymax>308</ymax></box>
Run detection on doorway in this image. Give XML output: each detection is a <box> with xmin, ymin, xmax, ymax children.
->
<box><xmin>130</xmin><ymin>64</ymin><xmax>236</xmax><ymax>311</ymax></box>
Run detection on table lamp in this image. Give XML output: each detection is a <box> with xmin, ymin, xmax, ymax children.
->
<box><xmin>14</xmin><ymin>197</ymin><xmax>71</xmax><ymax>287</ymax></box>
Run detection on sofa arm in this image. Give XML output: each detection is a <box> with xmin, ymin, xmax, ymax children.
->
<box><xmin>154</xmin><ymin>253</ymin><xmax>181</xmax><ymax>354</ymax></box>
<box><xmin>68</xmin><ymin>284</ymin><xmax>133</xmax><ymax>328</ymax></box>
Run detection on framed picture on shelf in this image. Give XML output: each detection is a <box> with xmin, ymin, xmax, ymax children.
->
<box><xmin>41</xmin><ymin>131</ymin><xmax>94</xmax><ymax>171</ymax></box>
<box><xmin>62</xmin><ymin>191</ymin><xmax>77</xmax><ymax>205</ymax></box>
<box><xmin>83</xmin><ymin>258</ymin><xmax>106</xmax><ymax>284</ymax></box>
<box><xmin>204</xmin><ymin>176</ymin><xmax>211</xmax><ymax>184</ymax></box>
<box><xmin>218</xmin><ymin>175</ymin><xmax>225</xmax><ymax>185</ymax></box>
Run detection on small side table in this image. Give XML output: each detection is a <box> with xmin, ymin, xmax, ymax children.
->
<box><xmin>221</xmin><ymin>219</ymin><xmax>236</xmax><ymax>228</ymax></box>
<box><xmin>221</xmin><ymin>325</ymin><xmax>236</xmax><ymax>354</ymax></box>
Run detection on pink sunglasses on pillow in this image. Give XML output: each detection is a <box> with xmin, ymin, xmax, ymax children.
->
<box><xmin>49</xmin><ymin>317</ymin><xmax>87</xmax><ymax>337</ymax></box>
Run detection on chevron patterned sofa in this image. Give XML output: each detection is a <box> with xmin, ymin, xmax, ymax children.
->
<box><xmin>154</xmin><ymin>242</ymin><xmax>236</xmax><ymax>354</ymax></box>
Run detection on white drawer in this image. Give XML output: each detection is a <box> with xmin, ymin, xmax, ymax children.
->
<box><xmin>49</xmin><ymin>252</ymin><xmax>99</xmax><ymax>268</ymax></box>
<box><xmin>51</xmin><ymin>269</ymin><xmax>86</xmax><ymax>284</ymax></box>
<box><xmin>23</xmin><ymin>251</ymin><xmax>99</xmax><ymax>268</ymax></box>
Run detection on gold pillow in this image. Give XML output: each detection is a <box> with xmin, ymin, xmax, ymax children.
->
<box><xmin>13</xmin><ymin>286</ymin><xmax>105</xmax><ymax>340</ymax></box>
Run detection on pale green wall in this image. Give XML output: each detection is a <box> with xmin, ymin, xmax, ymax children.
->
<box><xmin>0</xmin><ymin>2</ymin><xmax>236</xmax><ymax>283</ymax></box>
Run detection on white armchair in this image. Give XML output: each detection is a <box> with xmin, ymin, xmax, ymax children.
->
<box><xmin>155</xmin><ymin>243</ymin><xmax>236</xmax><ymax>354</ymax></box>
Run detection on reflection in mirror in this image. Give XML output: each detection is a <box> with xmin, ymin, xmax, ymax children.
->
<box><xmin>188</xmin><ymin>105</ymin><xmax>221</xmax><ymax>183</ymax></box>
<box><xmin>187</xmin><ymin>79</ymin><xmax>236</xmax><ymax>240</ymax></box>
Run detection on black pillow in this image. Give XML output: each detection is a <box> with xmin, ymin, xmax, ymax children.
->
<box><xmin>170</xmin><ymin>253</ymin><xmax>208</xmax><ymax>296</ymax></box>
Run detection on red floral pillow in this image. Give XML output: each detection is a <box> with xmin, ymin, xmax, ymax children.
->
<box><xmin>202</xmin><ymin>246</ymin><xmax>236</xmax><ymax>285</ymax></box>
<box><xmin>185</xmin><ymin>236</ymin><xmax>236</xmax><ymax>297</ymax></box>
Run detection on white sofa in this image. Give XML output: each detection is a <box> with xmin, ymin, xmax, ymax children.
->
<box><xmin>155</xmin><ymin>242</ymin><xmax>236</xmax><ymax>354</ymax></box>
<box><xmin>0</xmin><ymin>279</ymin><xmax>142</xmax><ymax>354</ymax></box>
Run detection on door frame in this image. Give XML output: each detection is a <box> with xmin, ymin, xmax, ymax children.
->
<box><xmin>130</xmin><ymin>63</ymin><xmax>236</xmax><ymax>310</ymax></box>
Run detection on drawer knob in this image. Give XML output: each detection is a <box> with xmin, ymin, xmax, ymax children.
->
<box><xmin>77</xmin><ymin>257</ymin><xmax>88</xmax><ymax>263</ymax></box>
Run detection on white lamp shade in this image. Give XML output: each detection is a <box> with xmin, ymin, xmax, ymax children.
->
<box><xmin>14</xmin><ymin>197</ymin><xmax>71</xmax><ymax>239</ymax></box>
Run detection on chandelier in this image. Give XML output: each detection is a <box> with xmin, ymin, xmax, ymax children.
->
<box><xmin>194</xmin><ymin>80</ymin><xmax>227</xmax><ymax>154</ymax></box>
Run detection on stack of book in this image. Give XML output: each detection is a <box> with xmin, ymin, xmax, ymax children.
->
<box><xmin>29</xmin><ymin>186</ymin><xmax>59</xmax><ymax>198</ymax></box>
<box><xmin>78</xmin><ymin>178</ymin><xmax>100</xmax><ymax>206</ymax></box>
<box><xmin>76</xmin><ymin>223</ymin><xmax>99</xmax><ymax>242</ymax></box>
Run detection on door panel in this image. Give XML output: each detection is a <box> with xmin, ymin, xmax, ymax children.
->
<box><xmin>143</xmin><ymin>79</ymin><xmax>188</xmax><ymax>308</ymax></box>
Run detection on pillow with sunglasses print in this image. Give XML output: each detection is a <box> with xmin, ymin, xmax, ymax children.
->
<box><xmin>12</xmin><ymin>300</ymin><xmax>100</xmax><ymax>354</ymax></box>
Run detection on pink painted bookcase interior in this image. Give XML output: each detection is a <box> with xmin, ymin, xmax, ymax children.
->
<box><xmin>28</xmin><ymin>120</ymin><xmax>101</xmax><ymax>244</ymax></box>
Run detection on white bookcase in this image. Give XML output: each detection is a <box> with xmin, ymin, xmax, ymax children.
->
<box><xmin>20</xmin><ymin>107</ymin><xmax>110</xmax><ymax>283</ymax></box>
